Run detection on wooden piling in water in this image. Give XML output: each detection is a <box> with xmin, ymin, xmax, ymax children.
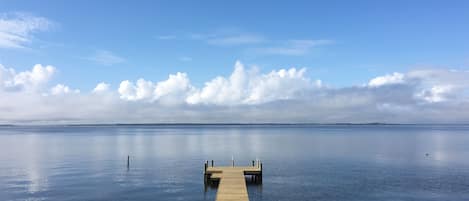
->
<box><xmin>127</xmin><ymin>155</ymin><xmax>130</xmax><ymax>168</ymax></box>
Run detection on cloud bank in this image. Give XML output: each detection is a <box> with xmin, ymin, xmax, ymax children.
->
<box><xmin>0</xmin><ymin>61</ymin><xmax>468</xmax><ymax>124</ymax></box>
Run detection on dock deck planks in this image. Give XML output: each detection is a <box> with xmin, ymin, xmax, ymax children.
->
<box><xmin>204</xmin><ymin>162</ymin><xmax>262</xmax><ymax>201</ymax></box>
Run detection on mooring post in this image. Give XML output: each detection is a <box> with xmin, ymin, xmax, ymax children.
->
<box><xmin>211</xmin><ymin>160</ymin><xmax>214</xmax><ymax>167</ymax></box>
<box><xmin>204</xmin><ymin>160</ymin><xmax>208</xmax><ymax>185</ymax></box>
<box><xmin>127</xmin><ymin>155</ymin><xmax>130</xmax><ymax>168</ymax></box>
<box><xmin>252</xmin><ymin>160</ymin><xmax>255</xmax><ymax>167</ymax></box>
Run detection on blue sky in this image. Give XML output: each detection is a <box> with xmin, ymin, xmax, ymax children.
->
<box><xmin>1</xmin><ymin>0</ymin><xmax>468</xmax><ymax>89</ymax></box>
<box><xmin>1</xmin><ymin>0</ymin><xmax>469</xmax><ymax>123</ymax></box>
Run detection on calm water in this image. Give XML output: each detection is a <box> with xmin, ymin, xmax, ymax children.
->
<box><xmin>1</xmin><ymin>125</ymin><xmax>469</xmax><ymax>201</ymax></box>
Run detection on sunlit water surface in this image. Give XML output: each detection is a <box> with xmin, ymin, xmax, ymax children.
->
<box><xmin>1</xmin><ymin>125</ymin><xmax>469</xmax><ymax>201</ymax></box>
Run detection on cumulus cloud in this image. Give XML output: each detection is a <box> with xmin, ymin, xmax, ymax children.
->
<box><xmin>367</xmin><ymin>69</ymin><xmax>468</xmax><ymax>104</ymax></box>
<box><xmin>0</xmin><ymin>64</ymin><xmax>55</xmax><ymax>91</ymax></box>
<box><xmin>118</xmin><ymin>79</ymin><xmax>154</xmax><ymax>101</ymax></box>
<box><xmin>93</xmin><ymin>82</ymin><xmax>110</xmax><ymax>93</ymax></box>
<box><xmin>368</xmin><ymin>72</ymin><xmax>405</xmax><ymax>87</ymax></box>
<box><xmin>0</xmin><ymin>61</ymin><xmax>469</xmax><ymax>124</ymax></box>
<box><xmin>186</xmin><ymin>61</ymin><xmax>316</xmax><ymax>105</ymax></box>
<box><xmin>115</xmin><ymin>61</ymin><xmax>318</xmax><ymax>105</ymax></box>
<box><xmin>118</xmin><ymin>72</ymin><xmax>195</xmax><ymax>105</ymax></box>
<box><xmin>50</xmin><ymin>84</ymin><xmax>79</xmax><ymax>95</ymax></box>
<box><xmin>0</xmin><ymin>12</ymin><xmax>53</xmax><ymax>49</ymax></box>
<box><xmin>415</xmin><ymin>85</ymin><xmax>454</xmax><ymax>103</ymax></box>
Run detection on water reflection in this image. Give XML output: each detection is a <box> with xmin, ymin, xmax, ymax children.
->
<box><xmin>0</xmin><ymin>125</ymin><xmax>468</xmax><ymax>201</ymax></box>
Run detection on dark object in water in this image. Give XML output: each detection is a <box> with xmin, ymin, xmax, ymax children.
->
<box><xmin>127</xmin><ymin>155</ymin><xmax>130</xmax><ymax>168</ymax></box>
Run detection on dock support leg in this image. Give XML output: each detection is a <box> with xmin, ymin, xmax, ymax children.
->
<box><xmin>260</xmin><ymin>162</ymin><xmax>263</xmax><ymax>183</ymax></box>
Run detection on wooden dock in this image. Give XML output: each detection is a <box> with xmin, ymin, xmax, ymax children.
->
<box><xmin>204</xmin><ymin>160</ymin><xmax>262</xmax><ymax>201</ymax></box>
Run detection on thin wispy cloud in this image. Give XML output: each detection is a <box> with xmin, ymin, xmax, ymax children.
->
<box><xmin>187</xmin><ymin>29</ymin><xmax>331</xmax><ymax>56</ymax></box>
<box><xmin>179</xmin><ymin>56</ymin><xmax>193</xmax><ymax>62</ymax></box>
<box><xmin>250</xmin><ymin>39</ymin><xmax>334</xmax><ymax>56</ymax></box>
<box><xmin>0</xmin><ymin>12</ymin><xmax>53</xmax><ymax>49</ymax></box>
<box><xmin>189</xmin><ymin>30</ymin><xmax>266</xmax><ymax>46</ymax></box>
<box><xmin>206</xmin><ymin>34</ymin><xmax>265</xmax><ymax>46</ymax></box>
<box><xmin>156</xmin><ymin>35</ymin><xmax>176</xmax><ymax>40</ymax></box>
<box><xmin>87</xmin><ymin>50</ymin><xmax>125</xmax><ymax>66</ymax></box>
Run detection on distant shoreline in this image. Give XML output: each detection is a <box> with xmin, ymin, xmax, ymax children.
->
<box><xmin>1</xmin><ymin>123</ymin><xmax>468</xmax><ymax>127</ymax></box>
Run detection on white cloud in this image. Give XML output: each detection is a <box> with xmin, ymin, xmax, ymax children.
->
<box><xmin>50</xmin><ymin>84</ymin><xmax>79</xmax><ymax>95</ymax></box>
<box><xmin>1</xmin><ymin>62</ymin><xmax>469</xmax><ymax>124</ymax></box>
<box><xmin>87</xmin><ymin>50</ymin><xmax>125</xmax><ymax>66</ymax></box>
<box><xmin>0</xmin><ymin>64</ymin><xmax>55</xmax><ymax>91</ymax></box>
<box><xmin>118</xmin><ymin>79</ymin><xmax>154</xmax><ymax>101</ymax></box>
<box><xmin>0</xmin><ymin>12</ymin><xmax>53</xmax><ymax>49</ymax></box>
<box><xmin>416</xmin><ymin>85</ymin><xmax>454</xmax><ymax>103</ymax></box>
<box><xmin>92</xmin><ymin>82</ymin><xmax>110</xmax><ymax>93</ymax></box>
<box><xmin>185</xmin><ymin>61</ymin><xmax>316</xmax><ymax>105</ymax></box>
<box><xmin>367</xmin><ymin>71</ymin><xmax>466</xmax><ymax>103</ymax></box>
<box><xmin>154</xmin><ymin>72</ymin><xmax>193</xmax><ymax>103</ymax></box>
<box><xmin>114</xmin><ymin>61</ymin><xmax>317</xmax><ymax>106</ymax></box>
<box><xmin>368</xmin><ymin>72</ymin><xmax>405</xmax><ymax>87</ymax></box>
<box><xmin>118</xmin><ymin>72</ymin><xmax>195</xmax><ymax>105</ymax></box>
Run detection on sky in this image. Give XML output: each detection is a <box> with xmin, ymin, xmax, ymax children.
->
<box><xmin>0</xmin><ymin>0</ymin><xmax>469</xmax><ymax>124</ymax></box>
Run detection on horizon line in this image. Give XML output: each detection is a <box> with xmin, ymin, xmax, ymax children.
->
<box><xmin>1</xmin><ymin>122</ymin><xmax>469</xmax><ymax>127</ymax></box>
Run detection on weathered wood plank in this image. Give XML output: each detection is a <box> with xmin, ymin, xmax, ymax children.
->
<box><xmin>205</xmin><ymin>165</ymin><xmax>262</xmax><ymax>201</ymax></box>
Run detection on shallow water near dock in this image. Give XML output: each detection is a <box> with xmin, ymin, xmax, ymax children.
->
<box><xmin>1</xmin><ymin>125</ymin><xmax>469</xmax><ymax>201</ymax></box>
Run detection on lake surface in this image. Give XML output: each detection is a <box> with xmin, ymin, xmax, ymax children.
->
<box><xmin>1</xmin><ymin>125</ymin><xmax>469</xmax><ymax>201</ymax></box>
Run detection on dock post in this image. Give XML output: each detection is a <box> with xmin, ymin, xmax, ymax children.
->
<box><xmin>232</xmin><ymin>159</ymin><xmax>235</xmax><ymax>167</ymax></box>
<box><xmin>260</xmin><ymin>162</ymin><xmax>263</xmax><ymax>183</ymax></box>
<box><xmin>252</xmin><ymin>160</ymin><xmax>255</xmax><ymax>167</ymax></box>
<box><xmin>211</xmin><ymin>160</ymin><xmax>214</xmax><ymax>167</ymax></box>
